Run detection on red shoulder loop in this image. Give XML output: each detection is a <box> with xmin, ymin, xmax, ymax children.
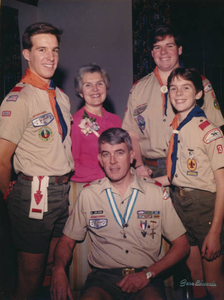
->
<box><xmin>11</xmin><ymin>86</ymin><xmax>23</xmax><ymax>93</ymax></box>
<box><xmin>201</xmin><ymin>75</ymin><xmax>206</xmax><ymax>80</ymax></box>
<box><xmin>59</xmin><ymin>88</ymin><xmax>65</xmax><ymax>93</ymax></box>
<box><xmin>154</xmin><ymin>181</ymin><xmax>162</xmax><ymax>187</ymax></box>
<box><xmin>83</xmin><ymin>183</ymin><xmax>90</xmax><ymax>188</ymax></box>
<box><xmin>199</xmin><ymin>120</ymin><xmax>210</xmax><ymax>131</ymax></box>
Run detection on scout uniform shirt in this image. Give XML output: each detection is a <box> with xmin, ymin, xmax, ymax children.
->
<box><xmin>168</xmin><ymin>117</ymin><xmax>224</xmax><ymax>193</ymax></box>
<box><xmin>0</xmin><ymin>82</ymin><xmax>74</xmax><ymax>176</ymax></box>
<box><xmin>63</xmin><ymin>171</ymin><xmax>186</xmax><ymax>269</ymax></box>
<box><xmin>122</xmin><ymin>71</ymin><xmax>224</xmax><ymax>160</ymax></box>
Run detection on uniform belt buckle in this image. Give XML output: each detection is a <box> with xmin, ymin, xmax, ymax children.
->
<box><xmin>122</xmin><ymin>268</ymin><xmax>135</xmax><ymax>277</ymax></box>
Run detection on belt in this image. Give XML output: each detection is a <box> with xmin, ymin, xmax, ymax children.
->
<box><xmin>93</xmin><ymin>267</ymin><xmax>145</xmax><ymax>277</ymax></box>
<box><xmin>143</xmin><ymin>157</ymin><xmax>166</xmax><ymax>168</ymax></box>
<box><xmin>174</xmin><ymin>186</ymin><xmax>195</xmax><ymax>197</ymax></box>
<box><xmin>19</xmin><ymin>173</ymin><xmax>70</xmax><ymax>185</ymax></box>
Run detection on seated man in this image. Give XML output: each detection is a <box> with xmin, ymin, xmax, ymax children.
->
<box><xmin>51</xmin><ymin>128</ymin><xmax>189</xmax><ymax>300</ymax></box>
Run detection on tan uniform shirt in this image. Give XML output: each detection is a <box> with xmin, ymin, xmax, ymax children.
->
<box><xmin>170</xmin><ymin>117</ymin><xmax>224</xmax><ymax>192</ymax></box>
<box><xmin>122</xmin><ymin>72</ymin><xmax>224</xmax><ymax>160</ymax></box>
<box><xmin>0</xmin><ymin>82</ymin><xmax>74</xmax><ymax>176</ymax></box>
<box><xmin>63</xmin><ymin>172</ymin><xmax>186</xmax><ymax>269</ymax></box>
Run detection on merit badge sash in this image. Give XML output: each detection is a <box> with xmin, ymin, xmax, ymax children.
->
<box><xmin>29</xmin><ymin>176</ymin><xmax>49</xmax><ymax>219</ymax></box>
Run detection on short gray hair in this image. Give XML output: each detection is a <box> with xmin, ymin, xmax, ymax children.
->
<box><xmin>98</xmin><ymin>128</ymin><xmax>133</xmax><ymax>152</ymax></box>
<box><xmin>74</xmin><ymin>63</ymin><xmax>111</xmax><ymax>94</ymax></box>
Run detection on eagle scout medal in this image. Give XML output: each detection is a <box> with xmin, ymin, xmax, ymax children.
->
<box><xmin>140</xmin><ymin>220</ymin><xmax>147</xmax><ymax>237</ymax></box>
<box><xmin>106</xmin><ymin>188</ymin><xmax>138</xmax><ymax>239</ymax></box>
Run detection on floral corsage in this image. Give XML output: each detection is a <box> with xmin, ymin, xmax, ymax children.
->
<box><xmin>78</xmin><ymin>111</ymin><xmax>100</xmax><ymax>137</ymax></box>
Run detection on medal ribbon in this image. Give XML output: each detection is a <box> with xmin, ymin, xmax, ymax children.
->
<box><xmin>166</xmin><ymin>105</ymin><xmax>206</xmax><ymax>181</ymax></box>
<box><xmin>154</xmin><ymin>66</ymin><xmax>168</xmax><ymax>116</ymax></box>
<box><xmin>106</xmin><ymin>188</ymin><xmax>138</xmax><ymax>228</ymax></box>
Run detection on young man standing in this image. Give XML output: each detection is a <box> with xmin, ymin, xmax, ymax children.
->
<box><xmin>50</xmin><ymin>128</ymin><xmax>189</xmax><ymax>300</ymax></box>
<box><xmin>0</xmin><ymin>22</ymin><xmax>74</xmax><ymax>299</ymax></box>
<box><xmin>122</xmin><ymin>25</ymin><xmax>224</xmax><ymax>178</ymax></box>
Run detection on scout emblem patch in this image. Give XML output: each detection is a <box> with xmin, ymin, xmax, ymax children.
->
<box><xmin>136</xmin><ymin>115</ymin><xmax>145</xmax><ymax>131</ymax></box>
<box><xmin>133</xmin><ymin>104</ymin><xmax>147</xmax><ymax>116</ymax></box>
<box><xmin>186</xmin><ymin>149</ymin><xmax>198</xmax><ymax>176</ymax></box>
<box><xmin>38</xmin><ymin>127</ymin><xmax>53</xmax><ymax>142</ymax></box>
<box><xmin>203</xmin><ymin>128</ymin><xmax>223</xmax><ymax>144</ymax></box>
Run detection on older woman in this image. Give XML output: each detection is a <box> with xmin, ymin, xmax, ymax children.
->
<box><xmin>69</xmin><ymin>64</ymin><xmax>121</xmax><ymax>290</ymax></box>
<box><xmin>70</xmin><ymin>63</ymin><xmax>121</xmax><ymax>183</ymax></box>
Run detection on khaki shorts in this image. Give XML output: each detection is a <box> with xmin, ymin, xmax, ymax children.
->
<box><xmin>171</xmin><ymin>187</ymin><xmax>224</xmax><ymax>253</ymax></box>
<box><xmin>7</xmin><ymin>176</ymin><xmax>70</xmax><ymax>253</ymax></box>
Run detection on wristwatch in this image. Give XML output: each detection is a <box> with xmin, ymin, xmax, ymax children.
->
<box><xmin>143</xmin><ymin>268</ymin><xmax>153</xmax><ymax>280</ymax></box>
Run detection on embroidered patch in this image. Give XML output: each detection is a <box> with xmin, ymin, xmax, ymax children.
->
<box><xmin>217</xmin><ymin>145</ymin><xmax>223</xmax><ymax>154</ymax></box>
<box><xmin>91</xmin><ymin>210</ymin><xmax>103</xmax><ymax>215</ymax></box>
<box><xmin>2</xmin><ymin>110</ymin><xmax>11</xmax><ymax>116</ymax></box>
<box><xmin>213</xmin><ymin>99</ymin><xmax>220</xmax><ymax>110</ymax></box>
<box><xmin>199</xmin><ymin>120</ymin><xmax>210</xmax><ymax>131</ymax></box>
<box><xmin>187</xmin><ymin>158</ymin><xmax>197</xmax><ymax>171</ymax></box>
<box><xmin>152</xmin><ymin>211</ymin><xmax>160</xmax><ymax>218</ymax></box>
<box><xmin>6</xmin><ymin>95</ymin><xmax>18</xmax><ymax>102</ymax></box>
<box><xmin>203</xmin><ymin>128</ymin><xmax>223</xmax><ymax>144</ymax></box>
<box><xmin>163</xmin><ymin>188</ymin><xmax>170</xmax><ymax>200</ymax></box>
<box><xmin>32</xmin><ymin>113</ymin><xmax>54</xmax><ymax>127</ymax></box>
<box><xmin>134</xmin><ymin>104</ymin><xmax>147</xmax><ymax>116</ymax></box>
<box><xmin>89</xmin><ymin>219</ymin><xmax>107</xmax><ymax>229</ymax></box>
<box><xmin>187</xmin><ymin>171</ymin><xmax>198</xmax><ymax>176</ymax></box>
<box><xmin>137</xmin><ymin>210</ymin><xmax>153</xmax><ymax>219</ymax></box>
<box><xmin>38</xmin><ymin>127</ymin><xmax>53</xmax><ymax>142</ymax></box>
<box><xmin>204</xmin><ymin>81</ymin><xmax>212</xmax><ymax>93</ymax></box>
<box><xmin>136</xmin><ymin>115</ymin><xmax>145</xmax><ymax>131</ymax></box>
<box><xmin>11</xmin><ymin>86</ymin><xmax>23</xmax><ymax>93</ymax></box>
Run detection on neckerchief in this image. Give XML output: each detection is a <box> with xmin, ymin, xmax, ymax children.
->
<box><xmin>106</xmin><ymin>188</ymin><xmax>138</xmax><ymax>228</ymax></box>
<box><xmin>154</xmin><ymin>66</ymin><xmax>168</xmax><ymax>116</ymax></box>
<box><xmin>166</xmin><ymin>105</ymin><xmax>206</xmax><ymax>181</ymax></box>
<box><xmin>21</xmin><ymin>68</ymin><xmax>67</xmax><ymax>141</ymax></box>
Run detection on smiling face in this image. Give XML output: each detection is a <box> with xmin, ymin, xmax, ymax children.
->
<box><xmin>80</xmin><ymin>72</ymin><xmax>107</xmax><ymax>111</ymax></box>
<box><xmin>169</xmin><ymin>76</ymin><xmax>203</xmax><ymax>120</ymax></box>
<box><xmin>98</xmin><ymin>142</ymin><xmax>134</xmax><ymax>184</ymax></box>
<box><xmin>22</xmin><ymin>33</ymin><xmax>59</xmax><ymax>84</ymax></box>
<box><xmin>151</xmin><ymin>35</ymin><xmax>182</xmax><ymax>72</ymax></box>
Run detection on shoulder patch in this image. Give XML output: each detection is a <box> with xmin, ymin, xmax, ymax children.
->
<box><xmin>133</xmin><ymin>103</ymin><xmax>147</xmax><ymax>116</ymax></box>
<box><xmin>11</xmin><ymin>86</ymin><xmax>23</xmax><ymax>93</ymax></box>
<box><xmin>199</xmin><ymin>120</ymin><xmax>210</xmax><ymax>130</ymax></box>
<box><xmin>203</xmin><ymin>128</ymin><xmax>223</xmax><ymax>144</ymax></box>
<box><xmin>6</xmin><ymin>95</ymin><xmax>18</xmax><ymax>102</ymax></box>
<box><xmin>163</xmin><ymin>188</ymin><xmax>170</xmax><ymax>200</ymax></box>
<box><xmin>154</xmin><ymin>181</ymin><xmax>162</xmax><ymax>187</ymax></box>
<box><xmin>203</xmin><ymin>81</ymin><xmax>213</xmax><ymax>93</ymax></box>
<box><xmin>213</xmin><ymin>99</ymin><xmax>220</xmax><ymax>110</ymax></box>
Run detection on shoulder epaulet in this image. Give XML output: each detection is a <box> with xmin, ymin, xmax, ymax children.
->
<box><xmin>59</xmin><ymin>88</ymin><xmax>65</xmax><ymax>93</ymax></box>
<box><xmin>129</xmin><ymin>80</ymin><xmax>139</xmax><ymax>94</ymax></box>
<box><xmin>154</xmin><ymin>181</ymin><xmax>162</xmax><ymax>187</ymax></box>
<box><xmin>201</xmin><ymin>75</ymin><xmax>206</xmax><ymax>81</ymax></box>
<box><xmin>11</xmin><ymin>86</ymin><xmax>24</xmax><ymax>93</ymax></box>
<box><xmin>199</xmin><ymin>120</ymin><xmax>210</xmax><ymax>131</ymax></box>
<box><xmin>83</xmin><ymin>183</ymin><xmax>90</xmax><ymax>188</ymax></box>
